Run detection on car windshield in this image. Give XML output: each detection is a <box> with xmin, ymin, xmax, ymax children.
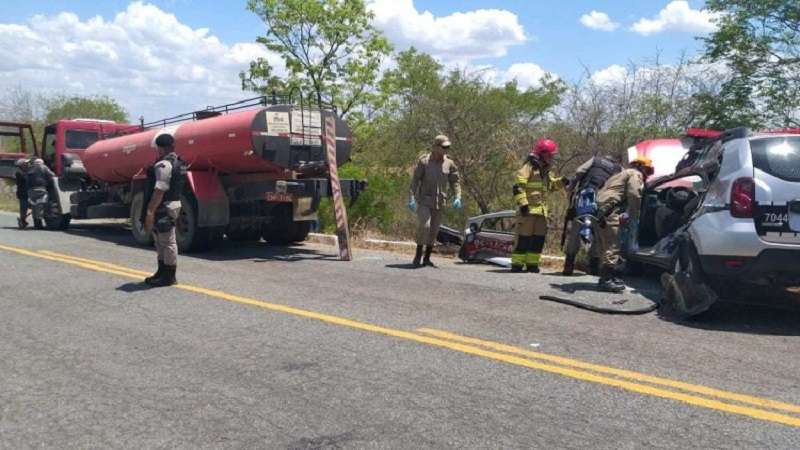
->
<box><xmin>750</xmin><ymin>136</ymin><xmax>800</xmax><ymax>182</ymax></box>
<box><xmin>65</xmin><ymin>130</ymin><xmax>99</xmax><ymax>150</ymax></box>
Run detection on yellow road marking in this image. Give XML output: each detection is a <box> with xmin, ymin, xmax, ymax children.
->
<box><xmin>2</xmin><ymin>243</ymin><xmax>800</xmax><ymax>428</ymax></box>
<box><xmin>416</xmin><ymin>328</ymin><xmax>800</xmax><ymax>415</ymax></box>
<box><xmin>38</xmin><ymin>250</ymin><xmax>152</xmax><ymax>277</ymax></box>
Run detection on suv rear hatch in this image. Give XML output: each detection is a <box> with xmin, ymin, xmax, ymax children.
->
<box><xmin>751</xmin><ymin>135</ymin><xmax>800</xmax><ymax>244</ymax></box>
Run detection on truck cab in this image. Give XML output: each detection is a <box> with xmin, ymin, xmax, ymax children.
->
<box><xmin>40</xmin><ymin>119</ymin><xmax>132</xmax><ymax>175</ymax></box>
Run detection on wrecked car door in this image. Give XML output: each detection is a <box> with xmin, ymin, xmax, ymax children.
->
<box><xmin>460</xmin><ymin>213</ymin><xmax>515</xmax><ymax>265</ymax></box>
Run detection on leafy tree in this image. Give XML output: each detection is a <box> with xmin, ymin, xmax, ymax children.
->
<box><xmin>364</xmin><ymin>49</ymin><xmax>565</xmax><ymax>215</ymax></box>
<box><xmin>242</xmin><ymin>0</ymin><xmax>392</xmax><ymax>117</ymax></box>
<box><xmin>44</xmin><ymin>95</ymin><xmax>128</xmax><ymax>124</ymax></box>
<box><xmin>701</xmin><ymin>0</ymin><xmax>800</xmax><ymax>127</ymax></box>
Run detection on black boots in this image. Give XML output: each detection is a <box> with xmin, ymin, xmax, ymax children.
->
<box><xmin>145</xmin><ymin>260</ymin><xmax>164</xmax><ymax>285</ymax></box>
<box><xmin>412</xmin><ymin>245</ymin><xmax>435</xmax><ymax>268</ymax></box>
<box><xmin>562</xmin><ymin>254</ymin><xmax>576</xmax><ymax>276</ymax></box>
<box><xmin>145</xmin><ymin>263</ymin><xmax>177</xmax><ymax>287</ymax></box>
<box><xmin>597</xmin><ymin>268</ymin><xmax>625</xmax><ymax>293</ymax></box>
<box><xmin>423</xmin><ymin>246</ymin><xmax>436</xmax><ymax>268</ymax></box>
<box><xmin>412</xmin><ymin>245</ymin><xmax>423</xmax><ymax>268</ymax></box>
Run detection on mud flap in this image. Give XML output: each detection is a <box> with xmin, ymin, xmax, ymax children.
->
<box><xmin>659</xmin><ymin>272</ymin><xmax>718</xmax><ymax>319</ymax></box>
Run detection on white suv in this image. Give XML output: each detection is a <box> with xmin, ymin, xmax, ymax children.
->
<box><xmin>626</xmin><ymin>128</ymin><xmax>800</xmax><ymax>318</ymax></box>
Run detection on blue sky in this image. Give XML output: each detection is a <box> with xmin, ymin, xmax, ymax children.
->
<box><xmin>1</xmin><ymin>0</ymin><xmax>718</xmax><ymax>119</ymax></box>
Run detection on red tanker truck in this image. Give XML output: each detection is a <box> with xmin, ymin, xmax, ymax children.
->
<box><xmin>4</xmin><ymin>96</ymin><xmax>364</xmax><ymax>251</ymax></box>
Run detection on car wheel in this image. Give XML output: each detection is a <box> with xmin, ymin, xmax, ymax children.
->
<box><xmin>659</xmin><ymin>239</ymin><xmax>718</xmax><ymax>320</ymax></box>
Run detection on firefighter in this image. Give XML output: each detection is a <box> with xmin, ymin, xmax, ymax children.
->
<box><xmin>594</xmin><ymin>156</ymin><xmax>654</xmax><ymax>292</ymax></box>
<box><xmin>511</xmin><ymin>139</ymin><xmax>566</xmax><ymax>273</ymax></box>
<box><xmin>143</xmin><ymin>134</ymin><xmax>186</xmax><ymax>287</ymax></box>
<box><xmin>26</xmin><ymin>158</ymin><xmax>55</xmax><ymax>230</ymax></box>
<box><xmin>562</xmin><ymin>155</ymin><xmax>622</xmax><ymax>275</ymax></box>
<box><xmin>408</xmin><ymin>134</ymin><xmax>462</xmax><ymax>268</ymax></box>
<box><xmin>14</xmin><ymin>158</ymin><xmax>30</xmax><ymax>229</ymax></box>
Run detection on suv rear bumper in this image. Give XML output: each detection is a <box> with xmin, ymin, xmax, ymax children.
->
<box><xmin>700</xmin><ymin>249</ymin><xmax>800</xmax><ymax>285</ymax></box>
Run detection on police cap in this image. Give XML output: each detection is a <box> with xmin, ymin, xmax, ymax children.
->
<box><xmin>155</xmin><ymin>134</ymin><xmax>175</xmax><ymax>148</ymax></box>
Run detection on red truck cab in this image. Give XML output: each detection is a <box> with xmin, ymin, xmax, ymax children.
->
<box><xmin>40</xmin><ymin>119</ymin><xmax>132</xmax><ymax>175</ymax></box>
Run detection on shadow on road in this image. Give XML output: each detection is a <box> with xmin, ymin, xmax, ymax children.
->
<box><xmin>385</xmin><ymin>263</ymin><xmax>420</xmax><ymax>270</ymax></box>
<box><xmin>662</xmin><ymin>290</ymin><xmax>800</xmax><ymax>336</ymax></box>
<box><xmin>116</xmin><ymin>282</ymin><xmax>152</xmax><ymax>293</ymax></box>
<box><xmin>64</xmin><ymin>222</ymin><xmax>338</xmax><ymax>264</ymax></box>
<box><xmin>548</xmin><ymin>277</ymin><xmax>663</xmax><ymax>303</ymax></box>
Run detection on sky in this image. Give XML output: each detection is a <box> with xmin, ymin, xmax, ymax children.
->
<box><xmin>0</xmin><ymin>0</ymin><xmax>720</xmax><ymax>121</ymax></box>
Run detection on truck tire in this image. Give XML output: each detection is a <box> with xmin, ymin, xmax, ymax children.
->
<box><xmin>177</xmin><ymin>192</ymin><xmax>223</xmax><ymax>252</ymax></box>
<box><xmin>130</xmin><ymin>192</ymin><xmax>154</xmax><ymax>247</ymax></box>
<box><xmin>45</xmin><ymin>213</ymin><xmax>71</xmax><ymax>231</ymax></box>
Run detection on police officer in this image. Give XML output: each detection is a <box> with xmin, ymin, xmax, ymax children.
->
<box><xmin>594</xmin><ymin>156</ymin><xmax>654</xmax><ymax>292</ymax></box>
<box><xmin>562</xmin><ymin>155</ymin><xmax>622</xmax><ymax>275</ymax></box>
<box><xmin>143</xmin><ymin>134</ymin><xmax>186</xmax><ymax>287</ymax></box>
<box><xmin>408</xmin><ymin>134</ymin><xmax>462</xmax><ymax>268</ymax></box>
<box><xmin>14</xmin><ymin>158</ymin><xmax>30</xmax><ymax>229</ymax></box>
<box><xmin>511</xmin><ymin>139</ymin><xmax>566</xmax><ymax>273</ymax></box>
<box><xmin>26</xmin><ymin>158</ymin><xmax>55</xmax><ymax>229</ymax></box>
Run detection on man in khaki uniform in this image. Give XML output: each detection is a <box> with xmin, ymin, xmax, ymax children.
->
<box><xmin>143</xmin><ymin>134</ymin><xmax>185</xmax><ymax>287</ymax></box>
<box><xmin>511</xmin><ymin>139</ymin><xmax>566</xmax><ymax>273</ymax></box>
<box><xmin>595</xmin><ymin>156</ymin><xmax>654</xmax><ymax>292</ymax></box>
<box><xmin>408</xmin><ymin>135</ymin><xmax>462</xmax><ymax>267</ymax></box>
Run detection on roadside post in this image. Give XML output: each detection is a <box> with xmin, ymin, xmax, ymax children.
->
<box><xmin>324</xmin><ymin>115</ymin><xmax>353</xmax><ymax>261</ymax></box>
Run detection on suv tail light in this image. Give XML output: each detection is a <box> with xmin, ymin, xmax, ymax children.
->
<box><xmin>731</xmin><ymin>177</ymin><xmax>755</xmax><ymax>218</ymax></box>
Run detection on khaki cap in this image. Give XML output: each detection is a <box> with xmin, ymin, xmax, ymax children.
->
<box><xmin>434</xmin><ymin>135</ymin><xmax>451</xmax><ymax>148</ymax></box>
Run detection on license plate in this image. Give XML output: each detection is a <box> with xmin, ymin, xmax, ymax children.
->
<box><xmin>789</xmin><ymin>202</ymin><xmax>800</xmax><ymax>232</ymax></box>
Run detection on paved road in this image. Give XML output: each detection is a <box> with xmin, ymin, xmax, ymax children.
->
<box><xmin>1</xmin><ymin>213</ymin><xmax>800</xmax><ymax>449</ymax></box>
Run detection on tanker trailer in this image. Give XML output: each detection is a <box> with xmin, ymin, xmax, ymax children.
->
<box><xmin>65</xmin><ymin>97</ymin><xmax>364</xmax><ymax>252</ymax></box>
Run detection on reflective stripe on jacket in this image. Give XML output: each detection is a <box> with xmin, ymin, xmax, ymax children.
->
<box><xmin>513</xmin><ymin>161</ymin><xmax>563</xmax><ymax>216</ymax></box>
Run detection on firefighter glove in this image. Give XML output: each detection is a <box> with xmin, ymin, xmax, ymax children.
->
<box><xmin>408</xmin><ymin>198</ymin><xmax>417</xmax><ymax>212</ymax></box>
<box><xmin>452</xmin><ymin>197</ymin><xmax>462</xmax><ymax>209</ymax></box>
<box><xmin>520</xmin><ymin>204</ymin><xmax>530</xmax><ymax>216</ymax></box>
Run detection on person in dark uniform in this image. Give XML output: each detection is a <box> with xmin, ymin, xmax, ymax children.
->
<box><xmin>26</xmin><ymin>158</ymin><xmax>55</xmax><ymax>229</ymax></box>
<box><xmin>143</xmin><ymin>134</ymin><xmax>185</xmax><ymax>287</ymax></box>
<box><xmin>14</xmin><ymin>158</ymin><xmax>30</xmax><ymax>229</ymax></box>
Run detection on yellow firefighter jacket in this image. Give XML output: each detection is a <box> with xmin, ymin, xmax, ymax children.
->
<box><xmin>513</xmin><ymin>162</ymin><xmax>564</xmax><ymax>216</ymax></box>
<box><xmin>597</xmin><ymin>168</ymin><xmax>645</xmax><ymax>218</ymax></box>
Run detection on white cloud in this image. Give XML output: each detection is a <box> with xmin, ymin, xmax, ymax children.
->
<box><xmin>369</xmin><ymin>0</ymin><xmax>526</xmax><ymax>63</ymax></box>
<box><xmin>0</xmin><ymin>2</ymin><xmax>284</xmax><ymax>120</ymax></box>
<box><xmin>591</xmin><ymin>64</ymin><xmax>628</xmax><ymax>86</ymax></box>
<box><xmin>631</xmin><ymin>1</ymin><xmax>720</xmax><ymax>36</ymax></box>
<box><xmin>579</xmin><ymin>11</ymin><xmax>619</xmax><ymax>32</ymax></box>
<box><xmin>503</xmin><ymin>63</ymin><xmax>550</xmax><ymax>89</ymax></box>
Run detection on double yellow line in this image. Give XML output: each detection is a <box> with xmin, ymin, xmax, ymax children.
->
<box><xmin>2</xmin><ymin>243</ymin><xmax>800</xmax><ymax>428</ymax></box>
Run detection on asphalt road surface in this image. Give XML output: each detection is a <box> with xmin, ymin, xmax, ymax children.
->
<box><xmin>1</xmin><ymin>212</ymin><xmax>800</xmax><ymax>449</ymax></box>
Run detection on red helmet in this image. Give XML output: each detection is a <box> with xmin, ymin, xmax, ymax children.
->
<box><xmin>532</xmin><ymin>139</ymin><xmax>558</xmax><ymax>157</ymax></box>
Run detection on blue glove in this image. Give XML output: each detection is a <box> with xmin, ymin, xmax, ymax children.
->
<box><xmin>453</xmin><ymin>197</ymin><xmax>462</xmax><ymax>209</ymax></box>
<box><xmin>408</xmin><ymin>198</ymin><xmax>417</xmax><ymax>212</ymax></box>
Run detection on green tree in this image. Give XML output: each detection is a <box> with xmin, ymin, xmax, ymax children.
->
<box><xmin>44</xmin><ymin>95</ymin><xmax>128</xmax><ymax>124</ymax></box>
<box><xmin>700</xmin><ymin>0</ymin><xmax>800</xmax><ymax>127</ymax></box>
<box><xmin>365</xmin><ymin>49</ymin><xmax>565</xmax><ymax>215</ymax></box>
<box><xmin>242</xmin><ymin>0</ymin><xmax>392</xmax><ymax>117</ymax></box>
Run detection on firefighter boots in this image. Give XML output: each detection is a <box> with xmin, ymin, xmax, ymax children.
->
<box><xmin>145</xmin><ymin>260</ymin><xmax>165</xmax><ymax>285</ymax></box>
<box><xmin>147</xmin><ymin>265</ymin><xmax>177</xmax><ymax>287</ymax></box>
<box><xmin>597</xmin><ymin>268</ymin><xmax>625</xmax><ymax>293</ymax></box>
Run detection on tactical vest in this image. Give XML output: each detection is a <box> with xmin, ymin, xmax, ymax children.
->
<box><xmin>580</xmin><ymin>156</ymin><xmax>621</xmax><ymax>191</ymax></box>
<box><xmin>145</xmin><ymin>153</ymin><xmax>186</xmax><ymax>209</ymax></box>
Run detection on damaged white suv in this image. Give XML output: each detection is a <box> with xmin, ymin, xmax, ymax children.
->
<box><xmin>626</xmin><ymin>128</ymin><xmax>800</xmax><ymax>318</ymax></box>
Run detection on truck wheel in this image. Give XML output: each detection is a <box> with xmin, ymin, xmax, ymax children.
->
<box><xmin>290</xmin><ymin>221</ymin><xmax>311</xmax><ymax>242</ymax></box>
<box><xmin>45</xmin><ymin>213</ymin><xmax>71</xmax><ymax>231</ymax></box>
<box><xmin>176</xmin><ymin>193</ymin><xmax>222</xmax><ymax>252</ymax></box>
<box><xmin>660</xmin><ymin>240</ymin><xmax>718</xmax><ymax>320</ymax></box>
<box><xmin>130</xmin><ymin>192</ymin><xmax>154</xmax><ymax>247</ymax></box>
